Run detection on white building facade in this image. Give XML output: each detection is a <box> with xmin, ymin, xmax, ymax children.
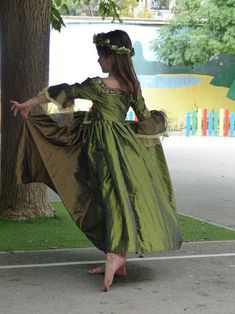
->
<box><xmin>136</xmin><ymin>0</ymin><xmax>176</xmax><ymax>16</ymax></box>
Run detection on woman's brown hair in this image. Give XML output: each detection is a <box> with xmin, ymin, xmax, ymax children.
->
<box><xmin>95</xmin><ymin>30</ymin><xmax>140</xmax><ymax>99</ymax></box>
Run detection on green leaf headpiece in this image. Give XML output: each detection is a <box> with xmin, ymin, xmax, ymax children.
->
<box><xmin>93</xmin><ymin>33</ymin><xmax>135</xmax><ymax>57</ymax></box>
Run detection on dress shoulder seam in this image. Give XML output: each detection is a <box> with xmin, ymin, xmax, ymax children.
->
<box><xmin>92</xmin><ymin>77</ymin><xmax>133</xmax><ymax>100</ymax></box>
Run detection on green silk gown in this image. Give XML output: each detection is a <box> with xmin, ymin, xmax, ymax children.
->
<box><xmin>15</xmin><ymin>77</ymin><xmax>182</xmax><ymax>254</ymax></box>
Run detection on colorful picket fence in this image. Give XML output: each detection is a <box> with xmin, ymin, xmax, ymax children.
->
<box><xmin>125</xmin><ymin>110</ymin><xmax>138</xmax><ymax>121</ymax></box>
<box><xmin>186</xmin><ymin>108</ymin><xmax>235</xmax><ymax>137</ymax></box>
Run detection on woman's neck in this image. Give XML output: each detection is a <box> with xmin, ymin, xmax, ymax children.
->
<box><xmin>103</xmin><ymin>75</ymin><xmax>128</xmax><ymax>92</ymax></box>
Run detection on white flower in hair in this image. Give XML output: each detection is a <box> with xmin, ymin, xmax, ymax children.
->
<box><xmin>93</xmin><ymin>33</ymin><xmax>135</xmax><ymax>56</ymax></box>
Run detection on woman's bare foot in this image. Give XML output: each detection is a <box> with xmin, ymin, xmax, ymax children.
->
<box><xmin>88</xmin><ymin>264</ymin><xmax>127</xmax><ymax>276</ymax></box>
<box><xmin>103</xmin><ymin>253</ymin><xmax>127</xmax><ymax>291</ymax></box>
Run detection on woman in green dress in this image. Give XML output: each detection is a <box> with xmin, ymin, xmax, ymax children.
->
<box><xmin>11</xmin><ymin>30</ymin><xmax>182</xmax><ymax>291</ymax></box>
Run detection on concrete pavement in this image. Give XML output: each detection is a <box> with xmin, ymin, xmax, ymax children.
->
<box><xmin>162</xmin><ymin>135</ymin><xmax>235</xmax><ymax>230</ymax></box>
<box><xmin>0</xmin><ymin>241</ymin><xmax>235</xmax><ymax>314</ymax></box>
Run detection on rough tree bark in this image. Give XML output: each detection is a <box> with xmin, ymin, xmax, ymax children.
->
<box><xmin>0</xmin><ymin>0</ymin><xmax>55</xmax><ymax>219</ymax></box>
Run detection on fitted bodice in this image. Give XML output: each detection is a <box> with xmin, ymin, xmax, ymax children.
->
<box><xmin>90</xmin><ymin>78</ymin><xmax>133</xmax><ymax>122</ymax></box>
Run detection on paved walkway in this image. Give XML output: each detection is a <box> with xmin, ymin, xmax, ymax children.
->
<box><xmin>0</xmin><ymin>241</ymin><xmax>235</xmax><ymax>314</ymax></box>
<box><xmin>162</xmin><ymin>135</ymin><xmax>235</xmax><ymax>230</ymax></box>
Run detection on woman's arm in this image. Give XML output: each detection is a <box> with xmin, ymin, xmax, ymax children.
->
<box><xmin>10</xmin><ymin>77</ymin><xmax>99</xmax><ymax>118</ymax></box>
<box><xmin>10</xmin><ymin>94</ymin><xmax>48</xmax><ymax>119</ymax></box>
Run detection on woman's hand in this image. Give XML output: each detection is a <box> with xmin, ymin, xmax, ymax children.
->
<box><xmin>10</xmin><ymin>101</ymin><xmax>33</xmax><ymax>119</ymax></box>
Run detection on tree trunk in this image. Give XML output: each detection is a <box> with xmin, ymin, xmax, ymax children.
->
<box><xmin>0</xmin><ymin>0</ymin><xmax>55</xmax><ymax>219</ymax></box>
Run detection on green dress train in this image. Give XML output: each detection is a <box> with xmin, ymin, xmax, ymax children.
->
<box><xmin>15</xmin><ymin>77</ymin><xmax>182</xmax><ymax>254</ymax></box>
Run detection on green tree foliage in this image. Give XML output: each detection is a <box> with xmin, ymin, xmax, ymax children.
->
<box><xmin>51</xmin><ymin>0</ymin><xmax>122</xmax><ymax>31</ymax></box>
<box><xmin>51</xmin><ymin>0</ymin><xmax>69</xmax><ymax>31</ymax></box>
<box><xmin>152</xmin><ymin>0</ymin><xmax>235</xmax><ymax>66</ymax></box>
<box><xmin>57</xmin><ymin>0</ymin><xmax>100</xmax><ymax>16</ymax></box>
<box><xmin>116</xmin><ymin>0</ymin><xmax>138</xmax><ymax>18</ymax></box>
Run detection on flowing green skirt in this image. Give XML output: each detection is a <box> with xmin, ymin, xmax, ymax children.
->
<box><xmin>15</xmin><ymin>112</ymin><xmax>182</xmax><ymax>253</ymax></box>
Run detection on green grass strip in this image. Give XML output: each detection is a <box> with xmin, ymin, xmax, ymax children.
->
<box><xmin>0</xmin><ymin>202</ymin><xmax>235</xmax><ymax>252</ymax></box>
<box><xmin>180</xmin><ymin>214</ymin><xmax>235</xmax><ymax>242</ymax></box>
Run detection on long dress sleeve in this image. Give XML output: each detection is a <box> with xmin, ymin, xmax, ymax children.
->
<box><xmin>131</xmin><ymin>94</ymin><xmax>151</xmax><ymax>121</ymax></box>
<box><xmin>38</xmin><ymin>77</ymin><xmax>99</xmax><ymax>110</ymax></box>
<box><xmin>131</xmin><ymin>94</ymin><xmax>168</xmax><ymax>147</ymax></box>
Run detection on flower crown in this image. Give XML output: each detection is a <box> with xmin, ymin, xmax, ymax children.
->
<box><xmin>93</xmin><ymin>33</ymin><xmax>135</xmax><ymax>57</ymax></box>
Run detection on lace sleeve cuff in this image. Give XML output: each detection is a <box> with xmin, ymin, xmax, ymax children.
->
<box><xmin>38</xmin><ymin>86</ymin><xmax>75</xmax><ymax>112</ymax></box>
<box><xmin>136</xmin><ymin>110</ymin><xmax>168</xmax><ymax>146</ymax></box>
